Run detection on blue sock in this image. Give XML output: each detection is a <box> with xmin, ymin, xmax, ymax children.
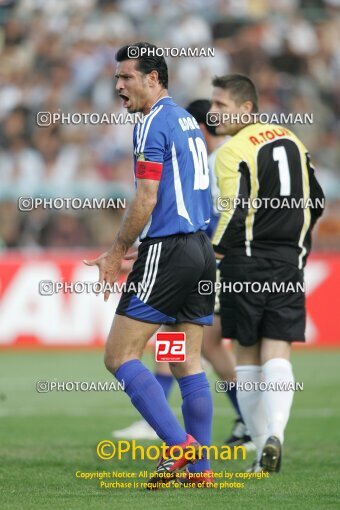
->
<box><xmin>154</xmin><ymin>373</ymin><xmax>174</xmax><ymax>400</ymax></box>
<box><xmin>226</xmin><ymin>385</ymin><xmax>243</xmax><ymax>421</ymax></box>
<box><xmin>178</xmin><ymin>372</ymin><xmax>213</xmax><ymax>472</ymax></box>
<box><xmin>115</xmin><ymin>360</ymin><xmax>186</xmax><ymax>445</ymax></box>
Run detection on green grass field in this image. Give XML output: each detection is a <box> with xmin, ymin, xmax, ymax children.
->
<box><xmin>1</xmin><ymin>350</ymin><xmax>340</xmax><ymax>509</ymax></box>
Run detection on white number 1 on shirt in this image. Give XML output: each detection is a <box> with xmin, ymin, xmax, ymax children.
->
<box><xmin>273</xmin><ymin>145</ymin><xmax>291</xmax><ymax>196</ymax></box>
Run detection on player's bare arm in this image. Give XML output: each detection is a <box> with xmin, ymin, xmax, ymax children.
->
<box><xmin>84</xmin><ymin>178</ymin><xmax>159</xmax><ymax>301</ymax></box>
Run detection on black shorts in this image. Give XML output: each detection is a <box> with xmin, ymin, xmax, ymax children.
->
<box><xmin>219</xmin><ymin>256</ymin><xmax>305</xmax><ymax>346</ymax></box>
<box><xmin>116</xmin><ymin>231</ymin><xmax>216</xmax><ymax>325</ymax></box>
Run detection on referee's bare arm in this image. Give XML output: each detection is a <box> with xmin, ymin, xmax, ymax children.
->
<box><xmin>84</xmin><ymin>178</ymin><xmax>159</xmax><ymax>301</ymax></box>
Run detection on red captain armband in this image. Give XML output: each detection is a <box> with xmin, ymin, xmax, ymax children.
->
<box><xmin>136</xmin><ymin>160</ymin><xmax>163</xmax><ymax>180</ymax></box>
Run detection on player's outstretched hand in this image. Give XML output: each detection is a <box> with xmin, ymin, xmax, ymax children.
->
<box><xmin>83</xmin><ymin>251</ymin><xmax>122</xmax><ymax>302</ymax></box>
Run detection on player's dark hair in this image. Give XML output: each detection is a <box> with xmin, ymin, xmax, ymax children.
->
<box><xmin>212</xmin><ymin>74</ymin><xmax>259</xmax><ymax>113</ymax></box>
<box><xmin>186</xmin><ymin>99</ymin><xmax>216</xmax><ymax>135</ymax></box>
<box><xmin>116</xmin><ymin>42</ymin><xmax>168</xmax><ymax>89</ymax></box>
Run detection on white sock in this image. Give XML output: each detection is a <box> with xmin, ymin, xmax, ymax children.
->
<box><xmin>236</xmin><ymin>365</ymin><xmax>268</xmax><ymax>463</ymax></box>
<box><xmin>261</xmin><ymin>358</ymin><xmax>295</xmax><ymax>444</ymax></box>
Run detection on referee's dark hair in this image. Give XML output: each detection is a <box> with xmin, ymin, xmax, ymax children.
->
<box><xmin>116</xmin><ymin>42</ymin><xmax>168</xmax><ymax>89</ymax></box>
<box><xmin>186</xmin><ymin>99</ymin><xmax>216</xmax><ymax>135</ymax></box>
<box><xmin>212</xmin><ymin>74</ymin><xmax>259</xmax><ymax>113</ymax></box>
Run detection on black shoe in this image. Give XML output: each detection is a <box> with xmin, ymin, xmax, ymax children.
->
<box><xmin>224</xmin><ymin>418</ymin><xmax>245</xmax><ymax>445</ymax></box>
<box><xmin>224</xmin><ymin>419</ymin><xmax>256</xmax><ymax>451</ymax></box>
<box><xmin>261</xmin><ymin>435</ymin><xmax>282</xmax><ymax>473</ymax></box>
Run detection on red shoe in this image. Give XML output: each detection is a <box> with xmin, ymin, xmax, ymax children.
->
<box><xmin>147</xmin><ymin>434</ymin><xmax>201</xmax><ymax>490</ymax></box>
<box><xmin>177</xmin><ymin>469</ymin><xmax>215</xmax><ymax>488</ymax></box>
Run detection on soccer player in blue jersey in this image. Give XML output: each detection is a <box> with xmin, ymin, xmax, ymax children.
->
<box><xmin>113</xmin><ymin>100</ymin><xmax>255</xmax><ymax>452</ymax></box>
<box><xmin>84</xmin><ymin>42</ymin><xmax>216</xmax><ymax>487</ymax></box>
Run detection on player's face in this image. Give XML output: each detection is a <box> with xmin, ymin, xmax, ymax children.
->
<box><xmin>115</xmin><ymin>60</ymin><xmax>150</xmax><ymax>113</ymax></box>
<box><xmin>210</xmin><ymin>88</ymin><xmax>251</xmax><ymax>136</ymax></box>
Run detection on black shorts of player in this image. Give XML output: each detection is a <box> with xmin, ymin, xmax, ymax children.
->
<box><xmin>116</xmin><ymin>231</ymin><xmax>216</xmax><ymax>326</ymax></box>
<box><xmin>219</xmin><ymin>256</ymin><xmax>305</xmax><ymax>346</ymax></box>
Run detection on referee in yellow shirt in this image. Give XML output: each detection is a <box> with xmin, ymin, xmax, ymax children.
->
<box><xmin>209</xmin><ymin>74</ymin><xmax>324</xmax><ymax>473</ymax></box>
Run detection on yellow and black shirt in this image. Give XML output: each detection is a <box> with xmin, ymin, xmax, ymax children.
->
<box><xmin>212</xmin><ymin>123</ymin><xmax>324</xmax><ymax>269</ymax></box>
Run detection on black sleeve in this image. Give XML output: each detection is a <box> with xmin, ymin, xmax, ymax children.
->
<box><xmin>306</xmin><ymin>153</ymin><xmax>325</xmax><ymax>229</ymax></box>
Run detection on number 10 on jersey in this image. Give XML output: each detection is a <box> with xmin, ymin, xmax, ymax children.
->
<box><xmin>188</xmin><ymin>137</ymin><xmax>210</xmax><ymax>191</ymax></box>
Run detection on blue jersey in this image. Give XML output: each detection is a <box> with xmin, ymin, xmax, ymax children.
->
<box><xmin>133</xmin><ymin>96</ymin><xmax>211</xmax><ymax>239</ymax></box>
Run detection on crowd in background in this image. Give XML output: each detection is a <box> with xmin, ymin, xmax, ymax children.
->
<box><xmin>0</xmin><ymin>0</ymin><xmax>339</xmax><ymax>249</ymax></box>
